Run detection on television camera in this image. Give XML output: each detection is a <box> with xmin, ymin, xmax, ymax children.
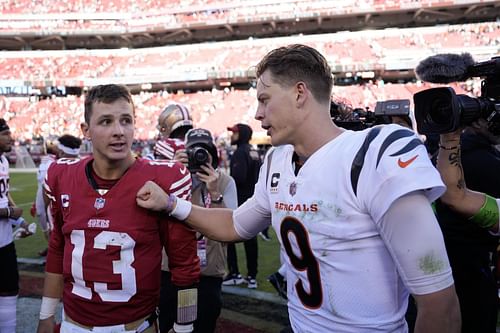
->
<box><xmin>414</xmin><ymin>53</ymin><xmax>500</xmax><ymax>135</ymax></box>
<box><xmin>330</xmin><ymin>99</ymin><xmax>411</xmax><ymax>131</ymax></box>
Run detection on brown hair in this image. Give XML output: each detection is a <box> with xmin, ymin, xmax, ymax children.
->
<box><xmin>256</xmin><ymin>44</ymin><xmax>333</xmax><ymax>104</ymax></box>
<box><xmin>84</xmin><ymin>84</ymin><xmax>134</xmax><ymax>123</ymax></box>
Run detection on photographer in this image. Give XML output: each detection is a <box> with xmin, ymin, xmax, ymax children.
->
<box><xmin>154</xmin><ymin>105</ymin><xmax>237</xmax><ymax>333</ymax></box>
<box><xmin>436</xmin><ymin>119</ymin><xmax>500</xmax><ymax>333</ymax></box>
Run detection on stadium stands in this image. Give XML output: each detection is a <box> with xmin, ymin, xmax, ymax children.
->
<box><xmin>0</xmin><ymin>0</ymin><xmax>495</xmax><ymax>49</ymax></box>
<box><xmin>0</xmin><ymin>22</ymin><xmax>498</xmax><ymax>86</ymax></box>
<box><xmin>0</xmin><ymin>80</ymin><xmax>481</xmax><ymax>141</ymax></box>
<box><xmin>0</xmin><ymin>2</ymin><xmax>497</xmax><ymax>149</ymax></box>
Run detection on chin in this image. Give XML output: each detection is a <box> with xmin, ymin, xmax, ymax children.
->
<box><xmin>270</xmin><ymin>136</ymin><xmax>283</xmax><ymax>147</ymax></box>
<box><xmin>106</xmin><ymin>151</ymin><xmax>132</xmax><ymax>162</ymax></box>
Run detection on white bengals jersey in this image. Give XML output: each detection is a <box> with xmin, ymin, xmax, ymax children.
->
<box><xmin>253</xmin><ymin>124</ymin><xmax>449</xmax><ymax>333</ymax></box>
<box><xmin>0</xmin><ymin>155</ymin><xmax>11</xmax><ymax>247</ymax></box>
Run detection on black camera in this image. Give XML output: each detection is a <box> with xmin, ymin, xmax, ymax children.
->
<box><xmin>330</xmin><ymin>99</ymin><xmax>411</xmax><ymax>131</ymax></box>
<box><xmin>184</xmin><ymin>128</ymin><xmax>219</xmax><ymax>174</ymax></box>
<box><xmin>186</xmin><ymin>146</ymin><xmax>210</xmax><ymax>173</ymax></box>
<box><xmin>374</xmin><ymin>99</ymin><xmax>410</xmax><ymax>118</ymax></box>
<box><xmin>414</xmin><ymin>55</ymin><xmax>500</xmax><ymax>134</ymax></box>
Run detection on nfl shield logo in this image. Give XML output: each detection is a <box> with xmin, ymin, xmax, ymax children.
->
<box><xmin>289</xmin><ymin>182</ymin><xmax>297</xmax><ymax>196</ymax></box>
<box><xmin>94</xmin><ymin>197</ymin><xmax>105</xmax><ymax>210</ymax></box>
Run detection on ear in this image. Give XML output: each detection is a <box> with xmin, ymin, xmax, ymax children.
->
<box><xmin>80</xmin><ymin>122</ymin><xmax>90</xmax><ymax>141</ymax></box>
<box><xmin>295</xmin><ymin>81</ymin><xmax>308</xmax><ymax>108</ymax></box>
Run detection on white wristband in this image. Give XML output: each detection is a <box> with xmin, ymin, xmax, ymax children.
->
<box><xmin>9</xmin><ymin>217</ymin><xmax>24</xmax><ymax>227</ymax></box>
<box><xmin>39</xmin><ymin>296</ymin><xmax>59</xmax><ymax>320</ymax></box>
<box><xmin>170</xmin><ymin>198</ymin><xmax>192</xmax><ymax>221</ymax></box>
<box><xmin>173</xmin><ymin>323</ymin><xmax>193</xmax><ymax>333</ymax></box>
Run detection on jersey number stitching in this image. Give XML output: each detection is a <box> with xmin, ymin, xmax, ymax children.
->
<box><xmin>280</xmin><ymin>217</ymin><xmax>323</xmax><ymax>309</ymax></box>
<box><xmin>70</xmin><ymin>230</ymin><xmax>137</xmax><ymax>302</ymax></box>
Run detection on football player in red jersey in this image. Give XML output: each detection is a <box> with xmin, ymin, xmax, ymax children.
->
<box><xmin>37</xmin><ymin>84</ymin><xmax>200</xmax><ymax>333</ymax></box>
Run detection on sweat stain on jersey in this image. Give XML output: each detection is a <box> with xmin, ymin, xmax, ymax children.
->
<box><xmin>418</xmin><ymin>252</ymin><xmax>445</xmax><ymax>274</ymax></box>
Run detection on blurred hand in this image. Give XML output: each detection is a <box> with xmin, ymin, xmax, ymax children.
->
<box><xmin>30</xmin><ymin>202</ymin><xmax>37</xmax><ymax>217</ymax></box>
<box><xmin>136</xmin><ymin>181</ymin><xmax>170</xmax><ymax>212</ymax></box>
<box><xmin>471</xmin><ymin>118</ymin><xmax>500</xmax><ymax>144</ymax></box>
<box><xmin>36</xmin><ymin>317</ymin><xmax>55</xmax><ymax>333</ymax></box>
<box><xmin>174</xmin><ymin>149</ymin><xmax>189</xmax><ymax>167</ymax></box>
<box><xmin>197</xmin><ymin>164</ymin><xmax>219</xmax><ymax>196</ymax></box>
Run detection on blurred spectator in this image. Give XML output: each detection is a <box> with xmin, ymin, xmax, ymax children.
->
<box><xmin>223</xmin><ymin>123</ymin><xmax>261</xmax><ymax>289</ymax></box>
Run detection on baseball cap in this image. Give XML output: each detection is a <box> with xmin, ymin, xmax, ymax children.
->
<box><xmin>227</xmin><ymin>124</ymin><xmax>240</xmax><ymax>132</ymax></box>
<box><xmin>185</xmin><ymin>128</ymin><xmax>219</xmax><ymax>168</ymax></box>
<box><xmin>186</xmin><ymin>128</ymin><xmax>214</xmax><ymax>147</ymax></box>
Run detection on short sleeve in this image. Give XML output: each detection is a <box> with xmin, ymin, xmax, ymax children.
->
<box><xmin>45</xmin><ymin>163</ymin><xmax>65</xmax><ymax>274</ymax></box>
<box><xmin>357</xmin><ymin>125</ymin><xmax>445</xmax><ymax>223</ymax></box>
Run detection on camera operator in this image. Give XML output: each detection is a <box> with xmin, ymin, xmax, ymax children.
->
<box><xmin>154</xmin><ymin>105</ymin><xmax>238</xmax><ymax>333</ymax></box>
<box><xmin>435</xmin><ymin>119</ymin><xmax>500</xmax><ymax>333</ymax></box>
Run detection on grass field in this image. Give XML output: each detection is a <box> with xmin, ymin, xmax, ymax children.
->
<box><xmin>9</xmin><ymin>170</ymin><xmax>282</xmax><ymax>294</ymax></box>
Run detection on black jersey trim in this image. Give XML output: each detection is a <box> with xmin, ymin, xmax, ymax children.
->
<box><xmin>389</xmin><ymin>139</ymin><xmax>424</xmax><ymax>157</ymax></box>
<box><xmin>350</xmin><ymin>126</ymin><xmax>381</xmax><ymax>196</ymax></box>
<box><xmin>375</xmin><ymin>129</ymin><xmax>415</xmax><ymax>168</ymax></box>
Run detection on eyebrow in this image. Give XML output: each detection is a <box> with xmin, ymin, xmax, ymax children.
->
<box><xmin>258</xmin><ymin>76</ymin><xmax>271</xmax><ymax>88</ymax></box>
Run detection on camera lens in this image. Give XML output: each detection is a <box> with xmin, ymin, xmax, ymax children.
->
<box><xmin>429</xmin><ymin>97</ymin><xmax>452</xmax><ymax>125</ymax></box>
<box><xmin>193</xmin><ymin>147</ymin><xmax>209</xmax><ymax>163</ymax></box>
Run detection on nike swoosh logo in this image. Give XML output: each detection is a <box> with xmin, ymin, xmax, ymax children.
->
<box><xmin>398</xmin><ymin>155</ymin><xmax>418</xmax><ymax>168</ymax></box>
<box><xmin>180</xmin><ymin>166</ymin><xmax>187</xmax><ymax>175</ymax></box>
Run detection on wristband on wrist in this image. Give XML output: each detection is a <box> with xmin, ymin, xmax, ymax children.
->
<box><xmin>10</xmin><ymin>217</ymin><xmax>24</xmax><ymax>227</ymax></box>
<box><xmin>166</xmin><ymin>194</ymin><xmax>177</xmax><ymax>213</ymax></box>
<box><xmin>39</xmin><ymin>296</ymin><xmax>59</xmax><ymax>320</ymax></box>
<box><xmin>170</xmin><ymin>197</ymin><xmax>192</xmax><ymax>221</ymax></box>
<box><xmin>469</xmin><ymin>194</ymin><xmax>499</xmax><ymax>229</ymax></box>
<box><xmin>173</xmin><ymin>323</ymin><xmax>194</xmax><ymax>333</ymax></box>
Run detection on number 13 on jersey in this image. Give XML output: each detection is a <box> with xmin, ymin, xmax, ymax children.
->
<box><xmin>70</xmin><ymin>230</ymin><xmax>137</xmax><ymax>302</ymax></box>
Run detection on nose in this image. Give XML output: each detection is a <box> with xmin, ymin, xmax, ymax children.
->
<box><xmin>255</xmin><ymin>105</ymin><xmax>264</xmax><ymax>121</ymax></box>
<box><xmin>112</xmin><ymin>121</ymin><xmax>125</xmax><ymax>136</ymax></box>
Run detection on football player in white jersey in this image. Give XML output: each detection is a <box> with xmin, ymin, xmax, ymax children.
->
<box><xmin>0</xmin><ymin>118</ymin><xmax>25</xmax><ymax>333</ymax></box>
<box><xmin>137</xmin><ymin>44</ymin><xmax>461</xmax><ymax>333</ymax></box>
<box><xmin>35</xmin><ymin>135</ymin><xmax>82</xmax><ymax>257</ymax></box>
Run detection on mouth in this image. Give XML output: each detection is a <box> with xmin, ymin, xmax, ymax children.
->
<box><xmin>109</xmin><ymin>142</ymin><xmax>127</xmax><ymax>151</ymax></box>
<box><xmin>261</xmin><ymin>125</ymin><xmax>271</xmax><ymax>136</ymax></box>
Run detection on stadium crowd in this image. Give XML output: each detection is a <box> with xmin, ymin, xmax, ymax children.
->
<box><xmin>0</xmin><ymin>79</ymin><xmax>478</xmax><ymax>142</ymax></box>
<box><xmin>0</xmin><ymin>0</ymin><xmax>486</xmax><ymax>33</ymax></box>
<box><xmin>0</xmin><ymin>22</ymin><xmax>497</xmax><ymax>84</ymax></box>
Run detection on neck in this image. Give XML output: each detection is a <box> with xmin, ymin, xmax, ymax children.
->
<box><xmin>293</xmin><ymin>119</ymin><xmax>344</xmax><ymax>159</ymax></box>
<box><xmin>92</xmin><ymin>154</ymin><xmax>135</xmax><ymax>180</ymax></box>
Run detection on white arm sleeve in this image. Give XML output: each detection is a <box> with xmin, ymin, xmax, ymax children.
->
<box><xmin>377</xmin><ymin>191</ymin><xmax>454</xmax><ymax>295</ymax></box>
<box><xmin>233</xmin><ymin>196</ymin><xmax>271</xmax><ymax>240</ymax></box>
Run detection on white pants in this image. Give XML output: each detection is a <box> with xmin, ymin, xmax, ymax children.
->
<box><xmin>61</xmin><ymin>320</ymin><xmax>136</xmax><ymax>333</ymax></box>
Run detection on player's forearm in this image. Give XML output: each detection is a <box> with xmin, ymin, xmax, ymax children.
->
<box><xmin>42</xmin><ymin>272</ymin><xmax>63</xmax><ymax>299</ymax></box>
<box><xmin>436</xmin><ymin>134</ymin><xmax>469</xmax><ymax>209</ymax></box>
<box><xmin>185</xmin><ymin>205</ymin><xmax>241</xmax><ymax>242</ymax></box>
<box><xmin>414</xmin><ymin>286</ymin><xmax>461</xmax><ymax>333</ymax></box>
<box><xmin>437</xmin><ymin>133</ymin><xmax>492</xmax><ymax>218</ymax></box>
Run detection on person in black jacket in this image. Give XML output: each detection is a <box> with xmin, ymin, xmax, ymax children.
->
<box><xmin>222</xmin><ymin>123</ymin><xmax>261</xmax><ymax>289</ymax></box>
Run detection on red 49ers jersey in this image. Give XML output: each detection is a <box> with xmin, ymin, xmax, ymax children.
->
<box><xmin>45</xmin><ymin>157</ymin><xmax>199</xmax><ymax>326</ymax></box>
<box><xmin>154</xmin><ymin>137</ymin><xmax>185</xmax><ymax>160</ymax></box>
